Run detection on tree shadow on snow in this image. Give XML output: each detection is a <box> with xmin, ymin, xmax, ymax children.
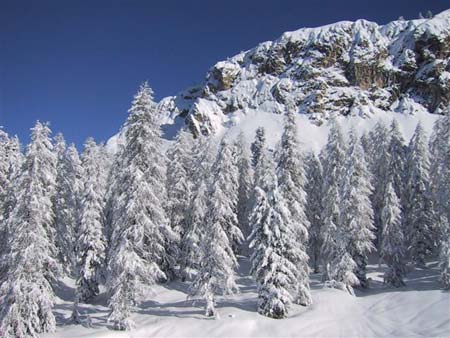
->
<box><xmin>137</xmin><ymin>299</ymin><xmax>205</xmax><ymax>319</ymax></box>
<box><xmin>52</xmin><ymin>279</ymin><xmax>76</xmax><ymax>302</ymax></box>
<box><xmin>355</xmin><ymin>260</ymin><xmax>443</xmax><ymax>297</ymax></box>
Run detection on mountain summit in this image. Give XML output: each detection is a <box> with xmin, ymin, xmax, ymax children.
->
<box><xmin>151</xmin><ymin>10</ymin><xmax>449</xmax><ymax>137</ymax></box>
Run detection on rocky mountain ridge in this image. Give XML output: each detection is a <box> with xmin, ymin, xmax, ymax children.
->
<box><xmin>151</xmin><ymin>9</ymin><xmax>449</xmax><ymax>138</ymax></box>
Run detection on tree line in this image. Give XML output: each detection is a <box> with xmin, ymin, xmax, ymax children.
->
<box><xmin>0</xmin><ymin>82</ymin><xmax>449</xmax><ymax>336</ymax></box>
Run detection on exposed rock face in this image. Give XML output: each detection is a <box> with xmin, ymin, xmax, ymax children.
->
<box><xmin>157</xmin><ymin>10</ymin><xmax>450</xmax><ymax>136</ymax></box>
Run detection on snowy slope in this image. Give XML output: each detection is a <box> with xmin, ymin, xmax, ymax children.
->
<box><xmin>44</xmin><ymin>258</ymin><xmax>449</xmax><ymax>338</ymax></box>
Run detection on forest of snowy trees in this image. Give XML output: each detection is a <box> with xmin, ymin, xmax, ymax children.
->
<box><xmin>0</xmin><ymin>83</ymin><xmax>449</xmax><ymax>337</ymax></box>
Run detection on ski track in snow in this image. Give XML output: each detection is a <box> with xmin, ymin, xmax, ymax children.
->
<box><xmin>45</xmin><ymin>257</ymin><xmax>449</xmax><ymax>338</ymax></box>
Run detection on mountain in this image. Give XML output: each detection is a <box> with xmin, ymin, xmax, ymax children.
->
<box><xmin>107</xmin><ymin>10</ymin><xmax>449</xmax><ymax>151</ymax></box>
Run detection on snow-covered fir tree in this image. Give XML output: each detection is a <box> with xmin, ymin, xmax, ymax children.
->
<box><xmin>104</xmin><ymin>143</ymin><xmax>125</xmax><ymax>245</ymax></box>
<box><xmin>234</xmin><ymin>131</ymin><xmax>253</xmax><ymax>241</ymax></box>
<box><xmin>429</xmin><ymin>115</ymin><xmax>450</xmax><ymax>222</ymax></box>
<box><xmin>339</xmin><ymin>129</ymin><xmax>375</xmax><ymax>288</ymax></box>
<box><xmin>251</xmin><ymin>126</ymin><xmax>266</xmax><ymax>168</ymax></box>
<box><xmin>210</xmin><ymin>138</ymin><xmax>243</xmax><ymax>253</ymax></box>
<box><xmin>0</xmin><ymin>135</ymin><xmax>23</xmax><ymax>225</ymax></box>
<box><xmin>75</xmin><ymin>137</ymin><xmax>107</xmax><ymax>303</ymax></box>
<box><xmin>305</xmin><ymin>151</ymin><xmax>323</xmax><ymax>273</ymax></box>
<box><xmin>0</xmin><ymin>129</ymin><xmax>10</xmax><ymax>226</ymax></box>
<box><xmin>381</xmin><ymin>181</ymin><xmax>406</xmax><ymax>287</ymax></box>
<box><xmin>429</xmin><ymin>114</ymin><xmax>450</xmax><ymax>288</ymax></box>
<box><xmin>0</xmin><ymin>132</ymin><xmax>22</xmax><ymax>245</ymax></box>
<box><xmin>386</xmin><ymin>119</ymin><xmax>406</xmax><ymax>203</ymax></box>
<box><xmin>404</xmin><ymin>123</ymin><xmax>434</xmax><ymax>266</ymax></box>
<box><xmin>438</xmin><ymin>216</ymin><xmax>450</xmax><ymax>289</ymax></box>
<box><xmin>276</xmin><ymin>110</ymin><xmax>311</xmax><ymax>305</ymax></box>
<box><xmin>0</xmin><ymin>130</ymin><xmax>13</xmax><ymax>256</ymax></box>
<box><xmin>189</xmin><ymin>139</ymin><xmax>241</xmax><ymax>317</ymax></box>
<box><xmin>320</xmin><ymin>118</ymin><xmax>346</xmax><ymax>281</ymax></box>
<box><xmin>367</xmin><ymin>121</ymin><xmax>390</xmax><ymax>250</ymax></box>
<box><xmin>179</xmin><ymin>136</ymin><xmax>213</xmax><ymax>281</ymax></box>
<box><xmin>249</xmin><ymin>144</ymin><xmax>308</xmax><ymax>318</ymax></box>
<box><xmin>0</xmin><ymin>121</ymin><xmax>58</xmax><ymax>337</ymax></box>
<box><xmin>106</xmin><ymin>83</ymin><xmax>175</xmax><ymax>329</ymax></box>
<box><xmin>166</xmin><ymin>129</ymin><xmax>193</xmax><ymax>262</ymax></box>
<box><xmin>54</xmin><ymin>135</ymin><xmax>83</xmax><ymax>274</ymax></box>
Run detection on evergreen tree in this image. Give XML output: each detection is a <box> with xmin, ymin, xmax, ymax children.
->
<box><xmin>320</xmin><ymin>119</ymin><xmax>346</xmax><ymax>281</ymax></box>
<box><xmin>305</xmin><ymin>151</ymin><xmax>323</xmax><ymax>273</ymax></box>
<box><xmin>234</xmin><ymin>131</ymin><xmax>253</xmax><ymax>240</ymax></box>
<box><xmin>404</xmin><ymin>123</ymin><xmax>434</xmax><ymax>266</ymax></box>
<box><xmin>210</xmin><ymin>139</ymin><xmax>243</xmax><ymax>252</ymax></box>
<box><xmin>276</xmin><ymin>111</ymin><xmax>311</xmax><ymax>305</ymax></box>
<box><xmin>249</xmin><ymin>146</ymin><xmax>307</xmax><ymax>318</ymax></box>
<box><xmin>0</xmin><ymin>129</ymin><xmax>10</xmax><ymax>226</ymax></box>
<box><xmin>387</xmin><ymin>120</ymin><xmax>407</xmax><ymax>202</ymax></box>
<box><xmin>367</xmin><ymin>121</ymin><xmax>390</xmax><ymax>250</ymax></box>
<box><xmin>340</xmin><ymin>129</ymin><xmax>375</xmax><ymax>288</ymax></box>
<box><xmin>166</xmin><ymin>129</ymin><xmax>193</xmax><ymax>266</ymax></box>
<box><xmin>0</xmin><ymin>121</ymin><xmax>58</xmax><ymax>337</ymax></box>
<box><xmin>1</xmin><ymin>135</ymin><xmax>23</xmax><ymax>224</ymax></box>
<box><xmin>438</xmin><ymin>216</ymin><xmax>450</xmax><ymax>289</ymax></box>
<box><xmin>75</xmin><ymin>138</ymin><xmax>107</xmax><ymax>303</ymax></box>
<box><xmin>429</xmin><ymin>114</ymin><xmax>450</xmax><ymax>288</ymax></box>
<box><xmin>0</xmin><ymin>131</ymin><xmax>22</xmax><ymax>258</ymax></box>
<box><xmin>106</xmin><ymin>83</ymin><xmax>175</xmax><ymax>329</ymax></box>
<box><xmin>251</xmin><ymin>127</ymin><xmax>266</xmax><ymax>168</ymax></box>
<box><xmin>189</xmin><ymin>139</ymin><xmax>241</xmax><ymax>317</ymax></box>
<box><xmin>104</xmin><ymin>143</ymin><xmax>124</xmax><ymax>245</ymax></box>
<box><xmin>180</xmin><ymin>136</ymin><xmax>213</xmax><ymax>281</ymax></box>
<box><xmin>381</xmin><ymin>181</ymin><xmax>406</xmax><ymax>287</ymax></box>
<box><xmin>54</xmin><ymin>135</ymin><xmax>83</xmax><ymax>273</ymax></box>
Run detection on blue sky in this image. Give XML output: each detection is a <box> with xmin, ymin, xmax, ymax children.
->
<box><xmin>0</xmin><ymin>0</ymin><xmax>448</xmax><ymax>148</ymax></box>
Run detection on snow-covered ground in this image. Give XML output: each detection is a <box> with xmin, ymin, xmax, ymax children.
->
<box><xmin>45</xmin><ymin>256</ymin><xmax>449</xmax><ymax>338</ymax></box>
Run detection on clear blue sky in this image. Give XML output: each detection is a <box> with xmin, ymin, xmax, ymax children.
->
<box><xmin>1</xmin><ymin>0</ymin><xmax>448</xmax><ymax>148</ymax></box>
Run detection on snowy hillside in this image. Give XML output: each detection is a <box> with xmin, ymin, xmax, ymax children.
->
<box><xmin>44</xmin><ymin>258</ymin><xmax>449</xmax><ymax>338</ymax></box>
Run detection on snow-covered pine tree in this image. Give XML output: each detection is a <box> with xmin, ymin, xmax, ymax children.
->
<box><xmin>75</xmin><ymin>138</ymin><xmax>107</xmax><ymax>303</ymax></box>
<box><xmin>438</xmin><ymin>216</ymin><xmax>450</xmax><ymax>289</ymax></box>
<box><xmin>429</xmin><ymin>114</ymin><xmax>450</xmax><ymax>288</ymax></box>
<box><xmin>104</xmin><ymin>142</ymin><xmax>125</xmax><ymax>245</ymax></box>
<box><xmin>276</xmin><ymin>110</ymin><xmax>311</xmax><ymax>306</ymax></box>
<box><xmin>0</xmin><ymin>129</ymin><xmax>10</xmax><ymax>226</ymax></box>
<box><xmin>189</xmin><ymin>139</ymin><xmax>241</xmax><ymax>317</ymax></box>
<box><xmin>367</xmin><ymin>121</ymin><xmax>390</xmax><ymax>249</ymax></box>
<box><xmin>53</xmin><ymin>133</ymin><xmax>67</xmax><ymax>267</ymax></box>
<box><xmin>98</xmin><ymin>142</ymin><xmax>112</xmax><ymax>196</ymax></box>
<box><xmin>305</xmin><ymin>151</ymin><xmax>323</xmax><ymax>273</ymax></box>
<box><xmin>381</xmin><ymin>180</ymin><xmax>406</xmax><ymax>287</ymax></box>
<box><xmin>234</xmin><ymin>131</ymin><xmax>253</xmax><ymax>241</ymax></box>
<box><xmin>320</xmin><ymin>118</ymin><xmax>346</xmax><ymax>281</ymax></box>
<box><xmin>106</xmin><ymin>83</ymin><xmax>175</xmax><ymax>329</ymax></box>
<box><xmin>54</xmin><ymin>135</ymin><xmax>83</xmax><ymax>274</ymax></box>
<box><xmin>340</xmin><ymin>129</ymin><xmax>375</xmax><ymax>288</ymax></box>
<box><xmin>251</xmin><ymin>127</ymin><xmax>266</xmax><ymax>168</ymax></box>
<box><xmin>210</xmin><ymin>138</ymin><xmax>242</xmax><ymax>253</ymax></box>
<box><xmin>0</xmin><ymin>130</ymin><xmax>16</xmax><ymax>257</ymax></box>
<box><xmin>387</xmin><ymin>119</ymin><xmax>407</xmax><ymax>203</ymax></box>
<box><xmin>404</xmin><ymin>123</ymin><xmax>434</xmax><ymax>266</ymax></box>
<box><xmin>179</xmin><ymin>136</ymin><xmax>213</xmax><ymax>281</ymax></box>
<box><xmin>0</xmin><ymin>135</ymin><xmax>23</xmax><ymax>224</ymax></box>
<box><xmin>360</xmin><ymin>131</ymin><xmax>370</xmax><ymax>162</ymax></box>
<box><xmin>0</xmin><ymin>121</ymin><xmax>58</xmax><ymax>337</ymax></box>
<box><xmin>249</xmin><ymin>144</ymin><xmax>307</xmax><ymax>318</ymax></box>
<box><xmin>166</xmin><ymin>129</ymin><xmax>193</xmax><ymax>263</ymax></box>
<box><xmin>429</xmin><ymin>115</ymin><xmax>450</xmax><ymax>222</ymax></box>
